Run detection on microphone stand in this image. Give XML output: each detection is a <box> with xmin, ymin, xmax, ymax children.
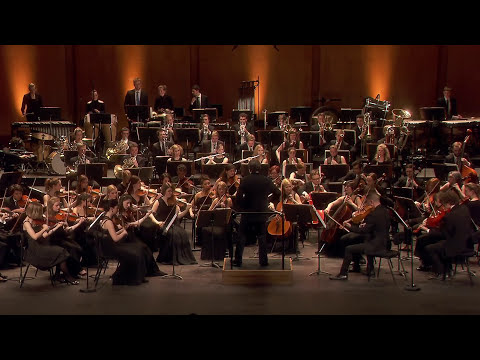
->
<box><xmin>80</xmin><ymin>211</ymin><xmax>105</xmax><ymax>293</ymax></box>
<box><xmin>387</xmin><ymin>206</ymin><xmax>420</xmax><ymax>291</ymax></box>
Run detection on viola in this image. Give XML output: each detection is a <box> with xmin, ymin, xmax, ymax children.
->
<box><xmin>17</xmin><ymin>195</ymin><xmax>39</xmax><ymax>208</ymax></box>
<box><xmin>320</xmin><ymin>195</ymin><xmax>352</xmax><ymax>244</ymax></box>
<box><xmin>351</xmin><ymin>204</ymin><xmax>374</xmax><ymax>224</ymax></box>
<box><xmin>227</xmin><ymin>176</ymin><xmax>240</xmax><ymax>189</ymax></box>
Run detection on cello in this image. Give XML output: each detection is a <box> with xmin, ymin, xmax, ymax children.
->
<box><xmin>267</xmin><ymin>197</ymin><xmax>293</xmax><ymax>237</ymax></box>
<box><xmin>320</xmin><ymin>195</ymin><xmax>353</xmax><ymax>244</ymax></box>
<box><xmin>460</xmin><ymin>129</ymin><xmax>478</xmax><ymax>184</ymax></box>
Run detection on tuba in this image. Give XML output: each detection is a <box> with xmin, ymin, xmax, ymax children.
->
<box><xmin>392</xmin><ymin>109</ymin><xmax>411</xmax><ymax>127</ymax></box>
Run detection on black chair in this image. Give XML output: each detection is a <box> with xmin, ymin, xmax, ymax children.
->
<box><xmin>19</xmin><ymin>233</ymin><xmax>57</xmax><ymax>288</ymax></box>
<box><xmin>368</xmin><ymin>249</ymin><xmax>406</xmax><ymax>284</ymax></box>
<box><xmin>92</xmin><ymin>230</ymin><xmax>119</xmax><ymax>287</ymax></box>
<box><xmin>444</xmin><ymin>248</ymin><xmax>475</xmax><ymax>286</ymax></box>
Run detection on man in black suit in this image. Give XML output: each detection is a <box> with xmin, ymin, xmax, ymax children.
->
<box><xmin>437</xmin><ymin>86</ymin><xmax>459</xmax><ymax>120</ymax></box>
<box><xmin>350</xmin><ymin>114</ymin><xmax>367</xmax><ymax>160</ymax></box>
<box><xmin>425</xmin><ymin>190</ymin><xmax>474</xmax><ymax>278</ymax></box>
<box><xmin>233</xmin><ymin>112</ymin><xmax>254</xmax><ymax>146</ymax></box>
<box><xmin>330</xmin><ymin>129</ymin><xmax>350</xmax><ymax>151</ymax></box>
<box><xmin>330</xmin><ymin>190</ymin><xmax>390</xmax><ymax>280</ymax></box>
<box><xmin>124</xmin><ymin>77</ymin><xmax>149</xmax><ymax>130</ymax></box>
<box><xmin>21</xmin><ymin>83</ymin><xmax>43</xmax><ymax>121</ymax></box>
<box><xmin>201</xmin><ymin>131</ymin><xmax>224</xmax><ymax>153</ymax></box>
<box><xmin>189</xmin><ymin>84</ymin><xmax>209</xmax><ymax>112</ymax></box>
<box><xmin>238</xmin><ymin>134</ymin><xmax>260</xmax><ymax>159</ymax></box>
<box><xmin>310</xmin><ymin>112</ymin><xmax>335</xmax><ymax>157</ymax></box>
<box><xmin>69</xmin><ymin>143</ymin><xmax>94</xmax><ymax>167</ymax></box>
<box><xmin>2</xmin><ymin>184</ymin><xmax>25</xmax><ymax>215</ymax></box>
<box><xmin>444</xmin><ymin>141</ymin><xmax>471</xmax><ymax>170</ymax></box>
<box><xmin>152</xmin><ymin>129</ymin><xmax>174</xmax><ymax>157</ymax></box>
<box><xmin>234</xmin><ymin>159</ymin><xmax>281</xmax><ymax>267</ymax></box>
<box><xmin>125</xmin><ymin>142</ymin><xmax>147</xmax><ymax>168</ymax></box>
<box><xmin>394</xmin><ymin>164</ymin><xmax>424</xmax><ymax>190</ymax></box>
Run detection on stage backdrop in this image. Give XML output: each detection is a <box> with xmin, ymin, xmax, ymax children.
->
<box><xmin>1</xmin><ymin>44</ymin><xmax>479</xmax><ymax>144</ymax></box>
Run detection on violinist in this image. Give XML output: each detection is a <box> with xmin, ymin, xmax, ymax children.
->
<box><xmin>70</xmin><ymin>192</ymin><xmax>98</xmax><ymax>266</ymax></box>
<box><xmin>46</xmin><ymin>197</ymin><xmax>86</xmax><ymax>278</ymax></box>
<box><xmin>189</xmin><ymin>175</ymin><xmax>213</xmax><ymax>219</ymax></box>
<box><xmin>160</xmin><ymin>172</ymin><xmax>173</xmax><ymax>188</ymax></box>
<box><xmin>439</xmin><ymin>171</ymin><xmax>467</xmax><ymax>200</ymax></box>
<box><xmin>330</xmin><ymin>190</ymin><xmax>390</xmax><ymax>280</ymax></box>
<box><xmin>280</xmin><ymin>178</ymin><xmax>307</xmax><ymax>255</ymax></box>
<box><xmin>281</xmin><ymin>146</ymin><xmax>301</xmax><ymax>178</ymax></box>
<box><xmin>117</xmin><ymin>169</ymin><xmax>132</xmax><ymax>196</ymax></box>
<box><xmin>127</xmin><ymin>175</ymin><xmax>152</xmax><ymax>207</ymax></box>
<box><xmin>276</xmin><ymin>129</ymin><xmax>304</xmax><ymax>163</ymax></box>
<box><xmin>252</xmin><ymin>144</ymin><xmax>269</xmax><ymax>165</ymax></box>
<box><xmin>148</xmin><ymin>183</ymin><xmax>197</xmax><ymax>265</ymax></box>
<box><xmin>218</xmin><ymin>164</ymin><xmax>239</xmax><ymax>197</ymax></box>
<box><xmin>206</xmin><ymin>142</ymin><xmax>229</xmax><ymax>164</ymax></box>
<box><xmin>44</xmin><ymin>178</ymin><xmax>69</xmax><ymax>208</ymax></box>
<box><xmin>117</xmin><ymin>194</ymin><xmax>167</xmax><ymax>277</ymax></box>
<box><xmin>200</xmin><ymin>181</ymin><xmax>233</xmax><ymax>261</ymax></box>
<box><xmin>99</xmin><ymin>199</ymin><xmax>149</xmax><ymax>286</ymax></box>
<box><xmin>269</xmin><ymin>165</ymin><xmax>282</xmax><ymax>189</ymax></box>
<box><xmin>22</xmin><ymin>201</ymin><xmax>79</xmax><ymax>285</ymax></box>
<box><xmin>172</xmin><ymin>164</ymin><xmax>194</xmax><ymax>194</ymax></box>
<box><xmin>168</xmin><ymin>144</ymin><xmax>187</xmax><ymax>162</ymax></box>
<box><xmin>3</xmin><ymin>184</ymin><xmax>26</xmax><ymax>215</ymax></box>
<box><xmin>98</xmin><ymin>185</ymin><xmax>119</xmax><ymax>211</ymax></box>
<box><xmin>324</xmin><ymin>144</ymin><xmax>346</xmax><ymax>165</ymax></box>
<box><xmin>425</xmin><ymin>190</ymin><xmax>474</xmax><ymax>278</ymax></box>
<box><xmin>289</xmin><ymin>160</ymin><xmax>308</xmax><ymax>193</ymax></box>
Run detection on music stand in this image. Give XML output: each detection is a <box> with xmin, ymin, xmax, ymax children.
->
<box><xmin>26</xmin><ymin>186</ymin><xmax>46</xmax><ymax>203</ymax></box>
<box><xmin>290</xmin><ymin>106</ymin><xmax>313</xmax><ymax>124</ymax></box>
<box><xmin>155</xmin><ymin>156</ymin><xmax>169</xmax><ymax>176</ymax></box>
<box><xmin>0</xmin><ymin>171</ymin><xmax>23</xmax><ymax>195</ymax></box>
<box><xmin>432</xmin><ymin>163</ymin><xmax>458</xmax><ymax>181</ymax></box>
<box><xmin>77</xmin><ymin>163</ymin><xmax>106</xmax><ymax>185</ymax></box>
<box><xmin>63</xmin><ymin>150</ymin><xmax>95</xmax><ymax>166</ymax></box>
<box><xmin>270</xmin><ymin>130</ymin><xmax>285</xmax><ymax>147</ymax></box>
<box><xmin>267</xmin><ymin>111</ymin><xmax>288</xmax><ymax>127</ymax></box>
<box><xmin>201</xmin><ymin>163</ymin><xmax>228</xmax><ymax>180</ymax></box>
<box><xmin>240</xmin><ymin>163</ymin><xmax>269</xmax><ymax>177</ymax></box>
<box><xmin>324</xmin><ymin>150</ymin><xmax>350</xmax><ymax>164</ymax></box>
<box><xmin>241</xmin><ymin>150</ymin><xmax>253</xmax><ymax>159</ymax></box>
<box><xmin>125</xmin><ymin>105</ymin><xmax>150</xmax><ymax>122</ymax></box>
<box><xmin>232</xmin><ymin>110</ymin><xmax>253</xmax><ymax>123</ymax></box>
<box><xmin>364</xmin><ymin>164</ymin><xmax>393</xmax><ymax>179</ymax></box>
<box><xmin>39</xmin><ymin>107</ymin><xmax>61</xmax><ymax>121</ymax></box>
<box><xmin>129</xmin><ymin>167</ymin><xmax>154</xmax><ymax>183</ymax></box>
<box><xmin>321</xmin><ymin>164</ymin><xmax>349</xmax><ymax>182</ymax></box>
<box><xmin>394</xmin><ymin>196</ymin><xmax>422</xmax><ymax>221</ymax></box>
<box><xmin>284</xmin><ymin>164</ymin><xmax>297</xmax><ymax>178</ymax></box>
<box><xmin>283</xmin><ymin>203</ymin><xmax>318</xmax><ymax>261</ymax></box>
<box><xmin>310</xmin><ymin>192</ymin><xmax>341</xmax><ymax>210</ymax></box>
<box><xmin>198</xmin><ymin>208</ymin><xmax>232</xmax><ymax>268</ymax></box>
<box><xmin>210</xmin><ymin>104</ymin><xmax>223</xmax><ymax>119</ymax></box>
<box><xmin>167</xmin><ymin>161</ymin><xmax>194</xmax><ymax>177</ymax></box>
<box><xmin>392</xmin><ymin>187</ymin><xmax>417</xmax><ymax>200</ymax></box>
<box><xmin>193</xmin><ymin>108</ymin><xmax>218</xmax><ymax>123</ymax></box>
<box><xmin>216</xmin><ymin>129</ymin><xmax>235</xmax><ymax>155</ymax></box>
<box><xmin>174</xmin><ymin>128</ymin><xmax>199</xmax><ymax>156</ymax></box>
<box><xmin>174</xmin><ymin>107</ymin><xmax>185</xmax><ymax>119</ymax></box>
<box><xmin>340</xmin><ymin>108</ymin><xmax>363</xmax><ymax>123</ymax></box>
<box><xmin>420</xmin><ymin>107</ymin><xmax>446</xmax><ymax>121</ymax></box>
<box><xmin>137</xmin><ymin>127</ymin><xmax>161</xmax><ymax>148</ymax></box>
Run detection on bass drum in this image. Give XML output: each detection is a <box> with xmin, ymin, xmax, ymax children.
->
<box><xmin>310</xmin><ymin>106</ymin><xmax>340</xmax><ymax>127</ymax></box>
<box><xmin>45</xmin><ymin>151</ymin><xmax>66</xmax><ymax>175</ymax></box>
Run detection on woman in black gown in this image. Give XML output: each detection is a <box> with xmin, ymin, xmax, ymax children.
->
<box><xmin>148</xmin><ymin>184</ymin><xmax>197</xmax><ymax>265</ymax></box>
<box><xmin>118</xmin><ymin>194</ymin><xmax>166</xmax><ymax>276</ymax></box>
<box><xmin>100</xmin><ymin>199</ymin><xmax>148</xmax><ymax>286</ymax></box>
<box><xmin>22</xmin><ymin>202</ymin><xmax>79</xmax><ymax>285</ymax></box>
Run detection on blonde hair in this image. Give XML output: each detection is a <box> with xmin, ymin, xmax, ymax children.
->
<box><xmin>26</xmin><ymin>202</ymin><xmax>44</xmax><ymax>220</ymax></box>
<box><xmin>375</xmin><ymin>143</ymin><xmax>391</xmax><ymax>161</ymax></box>
<box><xmin>170</xmin><ymin>144</ymin><xmax>184</xmax><ymax>157</ymax></box>
<box><xmin>47</xmin><ymin>196</ymin><xmax>61</xmax><ymax>214</ymax></box>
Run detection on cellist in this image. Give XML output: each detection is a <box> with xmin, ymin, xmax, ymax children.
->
<box><xmin>280</xmin><ymin>178</ymin><xmax>307</xmax><ymax>256</ymax></box>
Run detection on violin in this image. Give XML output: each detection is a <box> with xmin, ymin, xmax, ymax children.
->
<box><xmin>227</xmin><ymin>176</ymin><xmax>240</xmax><ymax>189</ymax></box>
<box><xmin>17</xmin><ymin>195</ymin><xmax>39</xmax><ymax>208</ymax></box>
<box><xmin>350</xmin><ymin>204</ymin><xmax>374</xmax><ymax>224</ymax></box>
<box><xmin>136</xmin><ymin>187</ymin><xmax>159</xmax><ymax>198</ymax></box>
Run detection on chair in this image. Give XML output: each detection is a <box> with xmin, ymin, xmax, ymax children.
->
<box><xmin>368</xmin><ymin>249</ymin><xmax>406</xmax><ymax>284</ymax></box>
<box><xmin>92</xmin><ymin>229</ymin><xmax>119</xmax><ymax>287</ymax></box>
<box><xmin>19</xmin><ymin>233</ymin><xmax>57</xmax><ymax>288</ymax></box>
<box><xmin>444</xmin><ymin>248</ymin><xmax>475</xmax><ymax>286</ymax></box>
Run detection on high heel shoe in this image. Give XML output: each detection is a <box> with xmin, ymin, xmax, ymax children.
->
<box><xmin>64</xmin><ymin>276</ymin><xmax>79</xmax><ymax>285</ymax></box>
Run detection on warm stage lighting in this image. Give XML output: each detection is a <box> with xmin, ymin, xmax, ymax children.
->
<box><xmin>117</xmin><ymin>45</ymin><xmax>146</xmax><ymax>98</ymax></box>
<box><xmin>365</xmin><ymin>45</ymin><xmax>394</xmax><ymax>101</ymax></box>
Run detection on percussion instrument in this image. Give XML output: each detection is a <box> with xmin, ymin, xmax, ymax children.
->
<box><xmin>45</xmin><ymin>151</ymin><xmax>66</xmax><ymax>175</ymax></box>
<box><xmin>31</xmin><ymin>132</ymin><xmax>54</xmax><ymax>141</ymax></box>
<box><xmin>12</xmin><ymin>121</ymin><xmax>77</xmax><ymax>140</ymax></box>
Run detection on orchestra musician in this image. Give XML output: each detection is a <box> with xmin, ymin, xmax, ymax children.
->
<box><xmin>339</xmin><ymin>160</ymin><xmax>363</xmax><ymax>185</ymax></box>
<box><xmin>281</xmin><ymin>178</ymin><xmax>308</xmax><ymax>255</ymax></box>
<box><xmin>189</xmin><ymin>84</ymin><xmax>209</xmax><ymax>112</ymax></box>
<box><xmin>127</xmin><ymin>175</ymin><xmax>152</xmax><ymax>207</ymax></box>
<box><xmin>160</xmin><ymin>172</ymin><xmax>173</xmax><ymax>188</ymax></box>
<box><xmin>206</xmin><ymin>143</ymin><xmax>229</xmax><ymax>164</ymax></box>
<box><xmin>172</xmin><ymin>164</ymin><xmax>194</xmax><ymax>194</ymax></box>
<box><xmin>117</xmin><ymin>170</ymin><xmax>132</xmax><ymax>196</ymax></box>
<box><xmin>281</xmin><ymin>146</ymin><xmax>302</xmax><ymax>178</ymax></box>
<box><xmin>437</xmin><ymin>86</ymin><xmax>459</xmax><ymax>120</ymax></box>
<box><xmin>99</xmin><ymin>199</ymin><xmax>149</xmax><ymax>286</ymax></box>
<box><xmin>168</xmin><ymin>144</ymin><xmax>187</xmax><ymax>162</ymax></box>
<box><xmin>269</xmin><ymin>165</ymin><xmax>282</xmax><ymax>189</ymax></box>
<box><xmin>201</xmin><ymin>130</ymin><xmax>224</xmax><ymax>154</ymax></box>
<box><xmin>300</xmin><ymin>169</ymin><xmax>326</xmax><ymax>197</ymax></box>
<box><xmin>44</xmin><ymin>178</ymin><xmax>69</xmax><ymax>208</ymax></box>
<box><xmin>84</xmin><ymin>89</ymin><xmax>115</xmax><ymax>147</ymax></box>
<box><xmin>148</xmin><ymin>183</ymin><xmax>197</xmax><ymax>265</ymax></box>
<box><xmin>273</xmin><ymin>114</ymin><xmax>288</xmax><ymax>131</ymax></box>
<box><xmin>69</xmin><ymin>143</ymin><xmax>93</xmax><ymax>171</ymax></box>
<box><xmin>126</xmin><ymin>142</ymin><xmax>146</xmax><ymax>168</ymax></box>
<box><xmin>394</xmin><ymin>164</ymin><xmax>424</xmax><ymax>198</ymax></box>
<box><xmin>330</xmin><ymin>129</ymin><xmax>349</xmax><ymax>151</ymax></box>
<box><xmin>439</xmin><ymin>171</ymin><xmax>467</xmax><ymax>200</ymax></box>
<box><xmin>118</xmin><ymin>127</ymin><xmax>133</xmax><ymax>151</ymax></box>
<box><xmin>233</xmin><ymin>112</ymin><xmax>254</xmax><ymax>146</ymax></box>
<box><xmin>218</xmin><ymin>164</ymin><xmax>239</xmax><ymax>197</ymax></box>
<box><xmin>124</xmin><ymin>77</ymin><xmax>148</xmax><ymax>131</ymax></box>
<box><xmin>252</xmin><ymin>144</ymin><xmax>269</xmax><ymax>165</ymax></box>
<box><xmin>201</xmin><ymin>181</ymin><xmax>233</xmax><ymax>261</ymax></box>
<box><xmin>163</xmin><ymin>112</ymin><xmax>175</xmax><ymax>142</ymax></box>
<box><xmin>445</xmin><ymin>141</ymin><xmax>472</xmax><ymax>170</ymax></box>
<box><xmin>425</xmin><ymin>190</ymin><xmax>473</xmax><ymax>279</ymax></box>
<box><xmin>152</xmin><ymin>129</ymin><xmax>174</xmax><ymax>158</ymax></box>
<box><xmin>311</xmin><ymin>112</ymin><xmax>334</xmax><ymax>149</ymax></box>
<box><xmin>239</xmin><ymin>134</ymin><xmax>260</xmax><ymax>156</ymax></box>
<box><xmin>276</xmin><ymin>129</ymin><xmax>304</xmax><ymax>163</ymax></box>
<box><xmin>371</xmin><ymin>143</ymin><xmax>392</xmax><ymax>165</ymax></box>
<box><xmin>22</xmin><ymin>201</ymin><xmax>79</xmax><ymax>285</ymax></box>
<box><xmin>324</xmin><ymin>144</ymin><xmax>347</xmax><ymax>165</ymax></box>
<box><xmin>3</xmin><ymin>184</ymin><xmax>26</xmax><ymax>215</ymax></box>
<box><xmin>189</xmin><ymin>175</ymin><xmax>213</xmax><ymax>219</ymax></box>
<box><xmin>289</xmin><ymin>160</ymin><xmax>307</xmax><ymax>192</ymax></box>
<box><xmin>98</xmin><ymin>185</ymin><xmax>119</xmax><ymax>211</ymax></box>
<box><xmin>198</xmin><ymin>113</ymin><xmax>214</xmax><ymax>143</ymax></box>
<box><xmin>233</xmin><ymin>159</ymin><xmax>281</xmax><ymax>267</ymax></box>
<box><xmin>154</xmin><ymin>84</ymin><xmax>174</xmax><ymax>114</ymax></box>
<box><xmin>330</xmin><ymin>190</ymin><xmax>390</xmax><ymax>280</ymax></box>
<box><xmin>21</xmin><ymin>83</ymin><xmax>43</xmax><ymax>120</ymax></box>
<box><xmin>67</xmin><ymin>127</ymin><xmax>87</xmax><ymax>151</ymax></box>
<box><xmin>350</xmin><ymin>114</ymin><xmax>367</xmax><ymax>160</ymax></box>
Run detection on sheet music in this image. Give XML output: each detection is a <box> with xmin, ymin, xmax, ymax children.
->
<box><xmin>163</xmin><ymin>206</ymin><xmax>178</xmax><ymax>235</ymax></box>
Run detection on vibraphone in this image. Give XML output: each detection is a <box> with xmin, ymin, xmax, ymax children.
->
<box><xmin>11</xmin><ymin>121</ymin><xmax>77</xmax><ymax>139</ymax></box>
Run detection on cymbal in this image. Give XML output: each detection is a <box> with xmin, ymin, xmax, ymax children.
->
<box><xmin>32</xmin><ymin>132</ymin><xmax>54</xmax><ymax>141</ymax></box>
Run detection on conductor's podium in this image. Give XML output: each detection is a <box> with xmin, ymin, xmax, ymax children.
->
<box><xmin>222</xmin><ymin>257</ymin><xmax>293</xmax><ymax>285</ymax></box>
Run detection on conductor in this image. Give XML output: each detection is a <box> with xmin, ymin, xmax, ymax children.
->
<box><xmin>233</xmin><ymin>159</ymin><xmax>281</xmax><ymax>267</ymax></box>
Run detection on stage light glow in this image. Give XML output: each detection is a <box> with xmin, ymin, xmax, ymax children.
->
<box><xmin>245</xmin><ymin>45</ymin><xmax>271</xmax><ymax>114</ymax></box>
<box><xmin>118</xmin><ymin>45</ymin><xmax>147</xmax><ymax>98</ymax></box>
<box><xmin>365</xmin><ymin>45</ymin><xmax>394</xmax><ymax>101</ymax></box>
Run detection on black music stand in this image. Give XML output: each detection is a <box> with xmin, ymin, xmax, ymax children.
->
<box><xmin>340</xmin><ymin>108</ymin><xmax>363</xmax><ymax>123</ymax></box>
<box><xmin>0</xmin><ymin>171</ymin><xmax>23</xmax><ymax>195</ymax></box>
<box><xmin>321</xmin><ymin>164</ymin><xmax>349</xmax><ymax>182</ymax></box>
<box><xmin>39</xmin><ymin>107</ymin><xmax>61</xmax><ymax>121</ymax></box>
<box><xmin>267</xmin><ymin>111</ymin><xmax>288</xmax><ymax>127</ymax></box>
<box><xmin>283</xmin><ymin>203</ymin><xmax>317</xmax><ymax>261</ymax></box>
<box><xmin>394</xmin><ymin>196</ymin><xmax>422</xmax><ymax>222</ymax></box>
<box><xmin>290</xmin><ymin>106</ymin><xmax>313</xmax><ymax>125</ymax></box>
<box><xmin>310</xmin><ymin>192</ymin><xmax>340</xmax><ymax>210</ymax></box>
<box><xmin>77</xmin><ymin>163</ymin><xmax>106</xmax><ymax>185</ymax></box>
<box><xmin>232</xmin><ymin>110</ymin><xmax>253</xmax><ymax>123</ymax></box>
<box><xmin>175</xmin><ymin>128</ymin><xmax>199</xmax><ymax>157</ymax></box>
<box><xmin>167</xmin><ymin>161</ymin><xmax>194</xmax><ymax>177</ymax></box>
<box><xmin>392</xmin><ymin>187</ymin><xmax>417</xmax><ymax>200</ymax></box>
<box><xmin>129</xmin><ymin>167</ymin><xmax>154</xmax><ymax>183</ymax></box>
<box><xmin>420</xmin><ymin>107</ymin><xmax>446</xmax><ymax>121</ymax></box>
<box><xmin>432</xmin><ymin>163</ymin><xmax>458</xmax><ymax>181</ymax></box>
<box><xmin>155</xmin><ymin>156</ymin><xmax>169</xmax><ymax>176</ymax></box>
<box><xmin>27</xmin><ymin>186</ymin><xmax>47</xmax><ymax>202</ymax></box>
<box><xmin>198</xmin><ymin>208</ymin><xmax>232</xmax><ymax>269</ymax></box>
<box><xmin>216</xmin><ymin>129</ymin><xmax>235</xmax><ymax>155</ymax></box>
<box><xmin>137</xmin><ymin>127</ymin><xmax>161</xmax><ymax>148</ymax></box>
<box><xmin>270</xmin><ymin>130</ymin><xmax>285</xmax><ymax>147</ymax></box>
<box><xmin>125</xmin><ymin>105</ymin><xmax>150</xmax><ymax>122</ymax></box>
<box><xmin>364</xmin><ymin>164</ymin><xmax>393</xmax><ymax>179</ymax></box>
<box><xmin>202</xmin><ymin>163</ymin><xmax>228</xmax><ymax>179</ymax></box>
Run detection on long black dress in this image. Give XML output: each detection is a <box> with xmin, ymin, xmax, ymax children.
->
<box><xmin>155</xmin><ymin>199</ymin><xmax>197</xmax><ymax>265</ymax></box>
<box><xmin>23</xmin><ymin>222</ymin><xmax>70</xmax><ymax>270</ymax></box>
<box><xmin>133</xmin><ymin>195</ymin><xmax>158</xmax><ymax>252</ymax></box>
<box><xmin>201</xmin><ymin>199</ymin><xmax>232</xmax><ymax>261</ymax></box>
<box><xmin>100</xmin><ymin>217</ymin><xmax>147</xmax><ymax>286</ymax></box>
<box><xmin>48</xmin><ymin>225</ymin><xmax>83</xmax><ymax>276</ymax></box>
